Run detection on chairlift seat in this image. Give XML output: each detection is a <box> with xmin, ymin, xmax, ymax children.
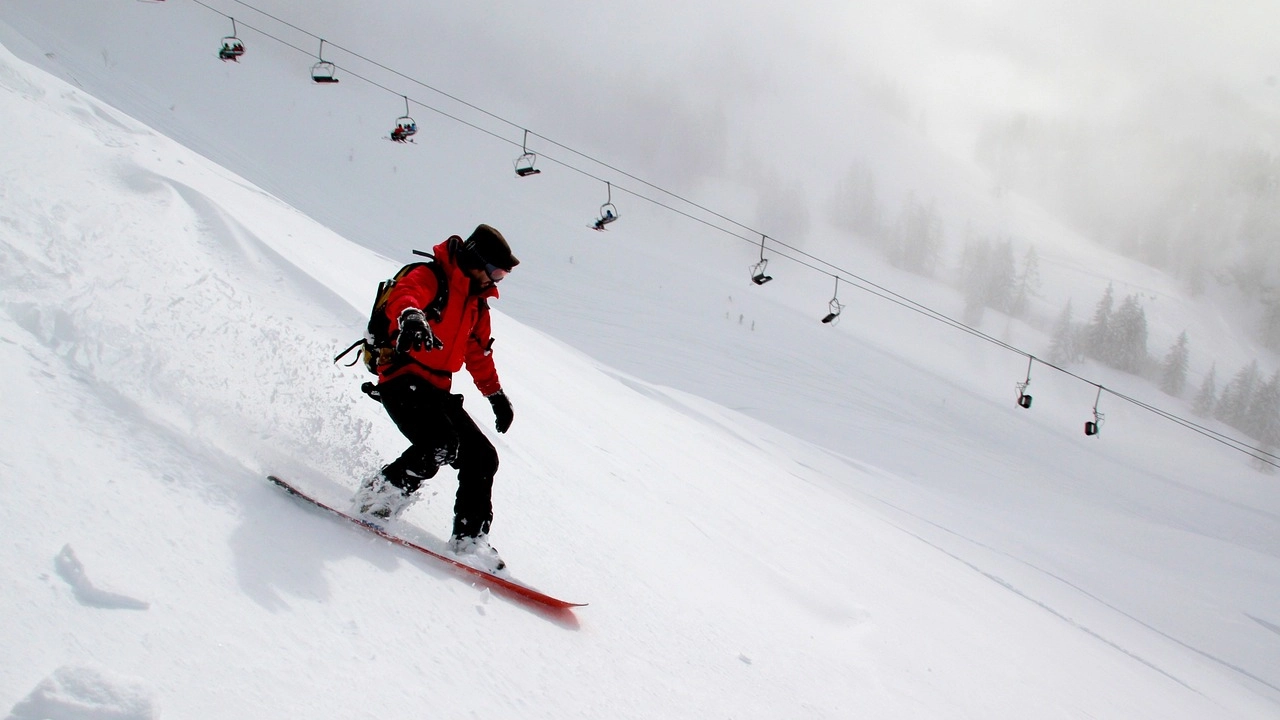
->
<box><xmin>219</xmin><ymin>38</ymin><xmax>244</xmax><ymax>61</ymax></box>
<box><xmin>515</xmin><ymin>152</ymin><xmax>541</xmax><ymax>176</ymax></box>
<box><xmin>821</xmin><ymin>297</ymin><xmax>843</xmax><ymax>324</ymax></box>
<box><xmin>592</xmin><ymin>203</ymin><xmax>618</xmax><ymax>230</ymax></box>
<box><xmin>311</xmin><ymin>61</ymin><xmax>339</xmax><ymax>83</ymax></box>
<box><xmin>395</xmin><ymin>117</ymin><xmax>417</xmax><ymax>136</ymax></box>
<box><xmin>751</xmin><ymin>259</ymin><xmax>772</xmax><ymax>285</ymax></box>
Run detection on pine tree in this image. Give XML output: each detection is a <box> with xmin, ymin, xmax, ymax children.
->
<box><xmin>990</xmin><ymin>239</ymin><xmax>1016</xmax><ymax>313</ymax></box>
<box><xmin>958</xmin><ymin>235</ymin><xmax>1015</xmax><ymax>321</ymax></box>
<box><xmin>1192</xmin><ymin>363</ymin><xmax>1217</xmax><ymax>416</ymax></box>
<box><xmin>1159</xmin><ymin>331</ymin><xmax>1190</xmax><ymax>397</ymax></box>
<box><xmin>1260</xmin><ymin>290</ymin><xmax>1280</xmax><ymax>351</ymax></box>
<box><xmin>830</xmin><ymin>160</ymin><xmax>883</xmax><ymax>241</ymax></box>
<box><xmin>1084</xmin><ymin>283</ymin><xmax>1115</xmax><ymax>363</ymax></box>
<box><xmin>958</xmin><ymin>236</ymin><xmax>988</xmax><ymax>322</ymax></box>
<box><xmin>1110</xmin><ymin>294</ymin><xmax>1149</xmax><ymax>373</ymax></box>
<box><xmin>1009</xmin><ymin>246</ymin><xmax>1042</xmax><ymax>318</ymax></box>
<box><xmin>889</xmin><ymin>193</ymin><xmax>944</xmax><ymax>276</ymax></box>
<box><xmin>1216</xmin><ymin>360</ymin><xmax>1261</xmax><ymax>429</ymax></box>
<box><xmin>1047</xmin><ymin>299</ymin><xmax>1080</xmax><ymax>365</ymax></box>
<box><xmin>1245</xmin><ymin>370</ymin><xmax>1280</xmax><ymax>446</ymax></box>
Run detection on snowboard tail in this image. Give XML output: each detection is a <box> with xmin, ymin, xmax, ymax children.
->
<box><xmin>267</xmin><ymin>475</ymin><xmax>586</xmax><ymax>611</ymax></box>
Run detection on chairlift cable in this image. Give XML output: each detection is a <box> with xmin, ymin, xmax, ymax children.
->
<box><xmin>182</xmin><ymin>0</ymin><xmax>1280</xmax><ymax>470</ymax></box>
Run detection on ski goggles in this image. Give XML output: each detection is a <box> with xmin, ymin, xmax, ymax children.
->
<box><xmin>484</xmin><ymin>263</ymin><xmax>509</xmax><ymax>283</ymax></box>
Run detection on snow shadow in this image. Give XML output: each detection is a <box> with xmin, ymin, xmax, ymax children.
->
<box><xmin>54</xmin><ymin>545</ymin><xmax>149</xmax><ymax>611</ymax></box>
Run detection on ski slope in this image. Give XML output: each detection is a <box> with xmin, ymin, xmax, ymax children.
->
<box><xmin>2</xmin><ymin>4</ymin><xmax>1279</xmax><ymax>719</ymax></box>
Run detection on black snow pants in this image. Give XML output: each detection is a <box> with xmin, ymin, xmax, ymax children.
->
<box><xmin>377</xmin><ymin>374</ymin><xmax>498</xmax><ymax>538</ymax></box>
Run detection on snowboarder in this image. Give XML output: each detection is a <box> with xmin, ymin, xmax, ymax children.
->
<box><xmin>353</xmin><ymin>224</ymin><xmax>519</xmax><ymax>571</ymax></box>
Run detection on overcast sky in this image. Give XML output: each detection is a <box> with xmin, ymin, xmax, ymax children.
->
<box><xmin>406</xmin><ymin>1</ymin><xmax>1279</xmax><ymax>154</ymax></box>
<box><xmin>362</xmin><ymin>0</ymin><xmax>1276</xmax><ymax>246</ymax></box>
<box><xmin>7</xmin><ymin>0</ymin><xmax>1274</xmax><ymax>253</ymax></box>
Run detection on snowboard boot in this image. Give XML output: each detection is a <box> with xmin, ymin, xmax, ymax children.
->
<box><xmin>352</xmin><ymin>471</ymin><xmax>425</xmax><ymax>521</ymax></box>
<box><xmin>447</xmin><ymin>533</ymin><xmax>505</xmax><ymax>573</ymax></box>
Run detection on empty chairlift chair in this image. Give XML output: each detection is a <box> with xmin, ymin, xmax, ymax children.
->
<box><xmin>751</xmin><ymin>235</ymin><xmax>773</xmax><ymax>285</ymax></box>
<box><xmin>514</xmin><ymin>130</ymin><xmax>541</xmax><ymax>176</ymax></box>
<box><xmin>311</xmin><ymin>39</ymin><xmax>339</xmax><ymax>83</ymax></box>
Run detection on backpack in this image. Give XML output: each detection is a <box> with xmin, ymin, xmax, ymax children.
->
<box><xmin>334</xmin><ymin>256</ymin><xmax>449</xmax><ymax>375</ymax></box>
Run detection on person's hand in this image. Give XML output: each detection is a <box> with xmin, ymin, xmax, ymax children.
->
<box><xmin>395</xmin><ymin>308</ymin><xmax>442</xmax><ymax>354</ymax></box>
<box><xmin>488</xmin><ymin>391</ymin><xmax>514</xmax><ymax>433</ymax></box>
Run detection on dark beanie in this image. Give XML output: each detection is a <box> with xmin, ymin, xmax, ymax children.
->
<box><xmin>465</xmin><ymin>224</ymin><xmax>519</xmax><ymax>271</ymax></box>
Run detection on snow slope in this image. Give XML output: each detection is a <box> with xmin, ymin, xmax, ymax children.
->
<box><xmin>1</xmin><ymin>6</ymin><xmax>1279</xmax><ymax>720</ymax></box>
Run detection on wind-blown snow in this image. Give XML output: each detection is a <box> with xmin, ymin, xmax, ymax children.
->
<box><xmin>1</xmin><ymin>10</ymin><xmax>1279</xmax><ymax>720</ymax></box>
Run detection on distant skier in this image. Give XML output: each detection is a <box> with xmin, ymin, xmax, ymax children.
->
<box><xmin>353</xmin><ymin>224</ymin><xmax>519</xmax><ymax>571</ymax></box>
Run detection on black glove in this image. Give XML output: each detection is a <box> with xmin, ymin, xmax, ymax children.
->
<box><xmin>488</xmin><ymin>390</ymin><xmax>514</xmax><ymax>433</ymax></box>
<box><xmin>395</xmin><ymin>308</ymin><xmax>442</xmax><ymax>354</ymax></box>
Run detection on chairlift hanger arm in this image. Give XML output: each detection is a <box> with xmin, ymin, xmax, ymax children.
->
<box><xmin>514</xmin><ymin>129</ymin><xmax>541</xmax><ymax>176</ymax></box>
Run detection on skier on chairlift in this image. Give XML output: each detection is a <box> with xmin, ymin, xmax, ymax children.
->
<box><xmin>592</xmin><ymin>207</ymin><xmax>616</xmax><ymax>231</ymax></box>
<box><xmin>219</xmin><ymin>40</ymin><xmax>244</xmax><ymax>62</ymax></box>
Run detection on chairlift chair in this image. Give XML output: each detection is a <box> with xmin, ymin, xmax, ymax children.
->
<box><xmin>311</xmin><ymin>39</ymin><xmax>339</xmax><ymax>83</ymax></box>
<box><xmin>821</xmin><ymin>297</ymin><xmax>844</xmax><ymax>324</ymax></box>
<box><xmin>1016</xmin><ymin>356</ymin><xmax>1033</xmax><ymax>408</ymax></box>
<box><xmin>515</xmin><ymin>152</ymin><xmax>541</xmax><ymax>177</ymax></box>
<box><xmin>591</xmin><ymin>182</ymin><xmax>619</xmax><ymax>230</ymax></box>
<box><xmin>219</xmin><ymin>38</ymin><xmax>245</xmax><ymax>61</ymax></box>
<box><xmin>821</xmin><ymin>276</ymin><xmax>844</xmax><ymax>323</ymax></box>
<box><xmin>514</xmin><ymin>130</ymin><xmax>541</xmax><ymax>176</ymax></box>
<box><xmin>1085</xmin><ymin>415</ymin><xmax>1105</xmax><ymax>438</ymax></box>
<box><xmin>593</xmin><ymin>204</ymin><xmax>618</xmax><ymax>230</ymax></box>
<box><xmin>390</xmin><ymin>97</ymin><xmax>416</xmax><ymax>142</ymax></box>
<box><xmin>218</xmin><ymin>18</ymin><xmax>244</xmax><ymax>62</ymax></box>
<box><xmin>390</xmin><ymin>121</ymin><xmax>416</xmax><ymax>143</ymax></box>
<box><xmin>751</xmin><ymin>235</ymin><xmax>773</xmax><ymax>284</ymax></box>
<box><xmin>311</xmin><ymin>61</ymin><xmax>339</xmax><ymax>83</ymax></box>
<box><xmin>1085</xmin><ymin>386</ymin><xmax>1105</xmax><ymax>436</ymax></box>
<box><xmin>751</xmin><ymin>259</ymin><xmax>773</xmax><ymax>285</ymax></box>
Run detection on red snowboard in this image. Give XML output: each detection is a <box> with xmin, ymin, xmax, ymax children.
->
<box><xmin>268</xmin><ymin>475</ymin><xmax>586</xmax><ymax>612</ymax></box>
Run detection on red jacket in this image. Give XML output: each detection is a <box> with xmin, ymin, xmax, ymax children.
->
<box><xmin>379</xmin><ymin>237</ymin><xmax>503</xmax><ymax>395</ymax></box>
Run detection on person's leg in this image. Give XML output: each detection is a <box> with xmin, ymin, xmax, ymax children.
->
<box><xmin>354</xmin><ymin>377</ymin><xmax>460</xmax><ymax>520</ymax></box>
<box><xmin>378</xmin><ymin>377</ymin><xmax>460</xmax><ymax>493</ymax></box>
<box><xmin>441</xmin><ymin>399</ymin><xmax>499</xmax><ymax>539</ymax></box>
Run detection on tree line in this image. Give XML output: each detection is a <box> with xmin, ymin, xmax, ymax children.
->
<box><xmin>1044</xmin><ymin>285</ymin><xmax>1278</xmax><ymax>453</ymax></box>
<box><xmin>973</xmin><ymin>114</ymin><xmax>1280</xmax><ymax>351</ymax></box>
<box><xmin>828</xmin><ymin>165</ymin><xmax>1280</xmax><ymax>454</ymax></box>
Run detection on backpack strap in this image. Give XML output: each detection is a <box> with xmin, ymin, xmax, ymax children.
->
<box><xmin>333</xmin><ymin>257</ymin><xmax>452</xmax><ymax>376</ymax></box>
<box><xmin>333</xmin><ymin>338</ymin><xmax>364</xmax><ymax>366</ymax></box>
<box><xmin>422</xmin><ymin>260</ymin><xmax>449</xmax><ymax>321</ymax></box>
